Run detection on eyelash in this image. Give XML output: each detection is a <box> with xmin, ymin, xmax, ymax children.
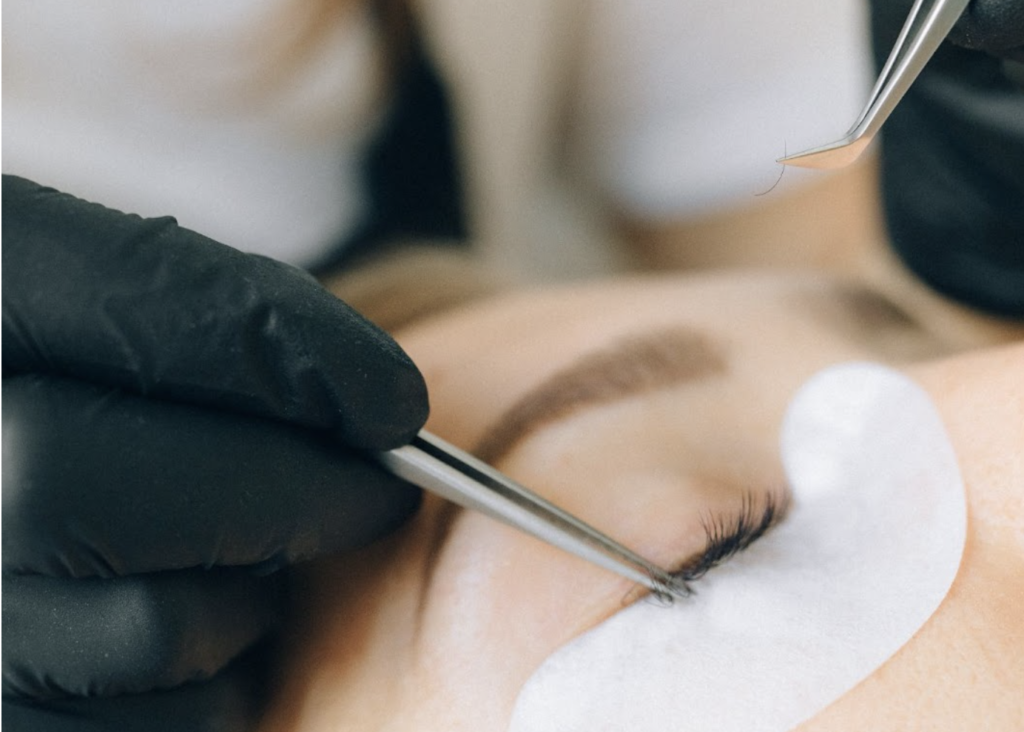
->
<box><xmin>649</xmin><ymin>490</ymin><xmax>788</xmax><ymax>604</ymax></box>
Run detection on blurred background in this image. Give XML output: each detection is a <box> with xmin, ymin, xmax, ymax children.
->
<box><xmin>417</xmin><ymin>0</ymin><xmax>873</xmax><ymax>281</ymax></box>
<box><xmin>4</xmin><ymin>0</ymin><xmax>877</xmax><ymax>284</ymax></box>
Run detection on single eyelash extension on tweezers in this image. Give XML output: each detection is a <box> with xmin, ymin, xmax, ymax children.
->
<box><xmin>642</xmin><ymin>490</ymin><xmax>789</xmax><ymax>606</ymax></box>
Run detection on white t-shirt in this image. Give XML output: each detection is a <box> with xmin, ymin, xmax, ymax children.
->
<box><xmin>568</xmin><ymin>0</ymin><xmax>874</xmax><ymax>219</ymax></box>
<box><xmin>3</xmin><ymin>1</ymin><xmax>383</xmax><ymax>267</ymax></box>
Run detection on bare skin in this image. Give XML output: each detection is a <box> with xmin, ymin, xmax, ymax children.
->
<box><xmin>260</xmin><ymin>271</ymin><xmax>1023</xmax><ymax>731</ymax></box>
<box><xmin>618</xmin><ymin>156</ymin><xmax>887</xmax><ymax>276</ymax></box>
<box><xmin>796</xmin><ymin>345</ymin><xmax>1024</xmax><ymax>731</ymax></box>
<box><xmin>617</xmin><ymin>153</ymin><xmax>1023</xmax><ymax>351</ymax></box>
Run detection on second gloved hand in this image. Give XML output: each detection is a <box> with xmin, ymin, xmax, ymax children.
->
<box><xmin>947</xmin><ymin>0</ymin><xmax>1024</xmax><ymax>59</ymax></box>
<box><xmin>1</xmin><ymin>175</ymin><xmax>428</xmax><ymax>732</ymax></box>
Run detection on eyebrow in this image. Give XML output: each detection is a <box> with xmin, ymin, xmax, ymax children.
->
<box><xmin>472</xmin><ymin>326</ymin><xmax>726</xmax><ymax>464</ymax></box>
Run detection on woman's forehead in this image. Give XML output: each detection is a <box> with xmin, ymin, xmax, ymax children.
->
<box><xmin>399</xmin><ymin>274</ymin><xmax>890</xmax><ymax>451</ymax></box>
<box><xmin>399</xmin><ymin>276</ymin><xmax>785</xmax><ymax>431</ymax></box>
<box><xmin>472</xmin><ymin>326</ymin><xmax>725</xmax><ymax>463</ymax></box>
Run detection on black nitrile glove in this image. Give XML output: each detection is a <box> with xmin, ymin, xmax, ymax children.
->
<box><xmin>1</xmin><ymin>175</ymin><xmax>428</xmax><ymax>732</ymax></box>
<box><xmin>870</xmin><ymin>0</ymin><xmax>1024</xmax><ymax>317</ymax></box>
<box><xmin>947</xmin><ymin>0</ymin><xmax>1024</xmax><ymax>60</ymax></box>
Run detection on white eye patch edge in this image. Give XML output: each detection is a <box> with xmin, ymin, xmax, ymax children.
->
<box><xmin>508</xmin><ymin>362</ymin><xmax>966</xmax><ymax>732</ymax></box>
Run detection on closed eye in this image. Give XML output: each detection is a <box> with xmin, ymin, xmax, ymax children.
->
<box><xmin>469</xmin><ymin>327</ymin><xmax>784</xmax><ymax>603</ymax></box>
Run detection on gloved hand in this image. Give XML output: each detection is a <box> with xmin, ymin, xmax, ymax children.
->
<box><xmin>869</xmin><ymin>0</ymin><xmax>1024</xmax><ymax>318</ymax></box>
<box><xmin>1</xmin><ymin>175</ymin><xmax>428</xmax><ymax>732</ymax></box>
<box><xmin>947</xmin><ymin>0</ymin><xmax>1024</xmax><ymax>60</ymax></box>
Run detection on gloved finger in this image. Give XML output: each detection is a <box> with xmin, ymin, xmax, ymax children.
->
<box><xmin>3</xmin><ymin>569</ymin><xmax>282</xmax><ymax>699</ymax></box>
<box><xmin>1</xmin><ymin>175</ymin><xmax>427</xmax><ymax>449</ymax></box>
<box><xmin>3</xmin><ymin>374</ymin><xmax>422</xmax><ymax>578</ymax></box>
<box><xmin>948</xmin><ymin>0</ymin><xmax>1024</xmax><ymax>56</ymax></box>
<box><xmin>2</xmin><ymin>639</ymin><xmax>271</xmax><ymax>732</ymax></box>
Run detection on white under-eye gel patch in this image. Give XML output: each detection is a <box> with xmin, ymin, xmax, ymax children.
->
<box><xmin>509</xmin><ymin>363</ymin><xmax>966</xmax><ymax>732</ymax></box>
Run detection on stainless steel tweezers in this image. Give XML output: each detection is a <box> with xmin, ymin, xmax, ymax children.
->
<box><xmin>779</xmin><ymin>0</ymin><xmax>971</xmax><ymax>169</ymax></box>
<box><xmin>377</xmin><ymin>430</ymin><xmax>690</xmax><ymax>599</ymax></box>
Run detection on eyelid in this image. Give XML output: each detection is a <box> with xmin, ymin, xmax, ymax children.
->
<box><xmin>473</xmin><ymin>328</ymin><xmax>725</xmax><ymax>465</ymax></box>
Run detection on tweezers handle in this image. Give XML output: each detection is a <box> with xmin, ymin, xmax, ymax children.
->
<box><xmin>779</xmin><ymin>0</ymin><xmax>970</xmax><ymax>168</ymax></box>
<box><xmin>853</xmin><ymin>0</ymin><xmax>972</xmax><ymax>139</ymax></box>
<box><xmin>376</xmin><ymin>431</ymin><xmax>684</xmax><ymax>596</ymax></box>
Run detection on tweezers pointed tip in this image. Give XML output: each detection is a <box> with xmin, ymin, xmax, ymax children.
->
<box><xmin>775</xmin><ymin>147</ymin><xmax>844</xmax><ymax>170</ymax></box>
<box><xmin>648</xmin><ymin>572</ymin><xmax>693</xmax><ymax>603</ymax></box>
<box><xmin>775</xmin><ymin>152</ymin><xmax>831</xmax><ymax>170</ymax></box>
<box><xmin>776</xmin><ymin>137</ymin><xmax>873</xmax><ymax>170</ymax></box>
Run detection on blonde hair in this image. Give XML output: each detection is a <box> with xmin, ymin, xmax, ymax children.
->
<box><xmin>139</xmin><ymin>0</ymin><xmax>417</xmax><ymax>129</ymax></box>
<box><xmin>321</xmin><ymin>246</ymin><xmax>514</xmax><ymax>334</ymax></box>
<box><xmin>236</xmin><ymin>0</ymin><xmax>415</xmax><ymax>99</ymax></box>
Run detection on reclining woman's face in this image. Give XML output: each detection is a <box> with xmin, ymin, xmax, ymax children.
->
<box><xmin>261</xmin><ymin>272</ymin><xmax>1023</xmax><ymax>731</ymax></box>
